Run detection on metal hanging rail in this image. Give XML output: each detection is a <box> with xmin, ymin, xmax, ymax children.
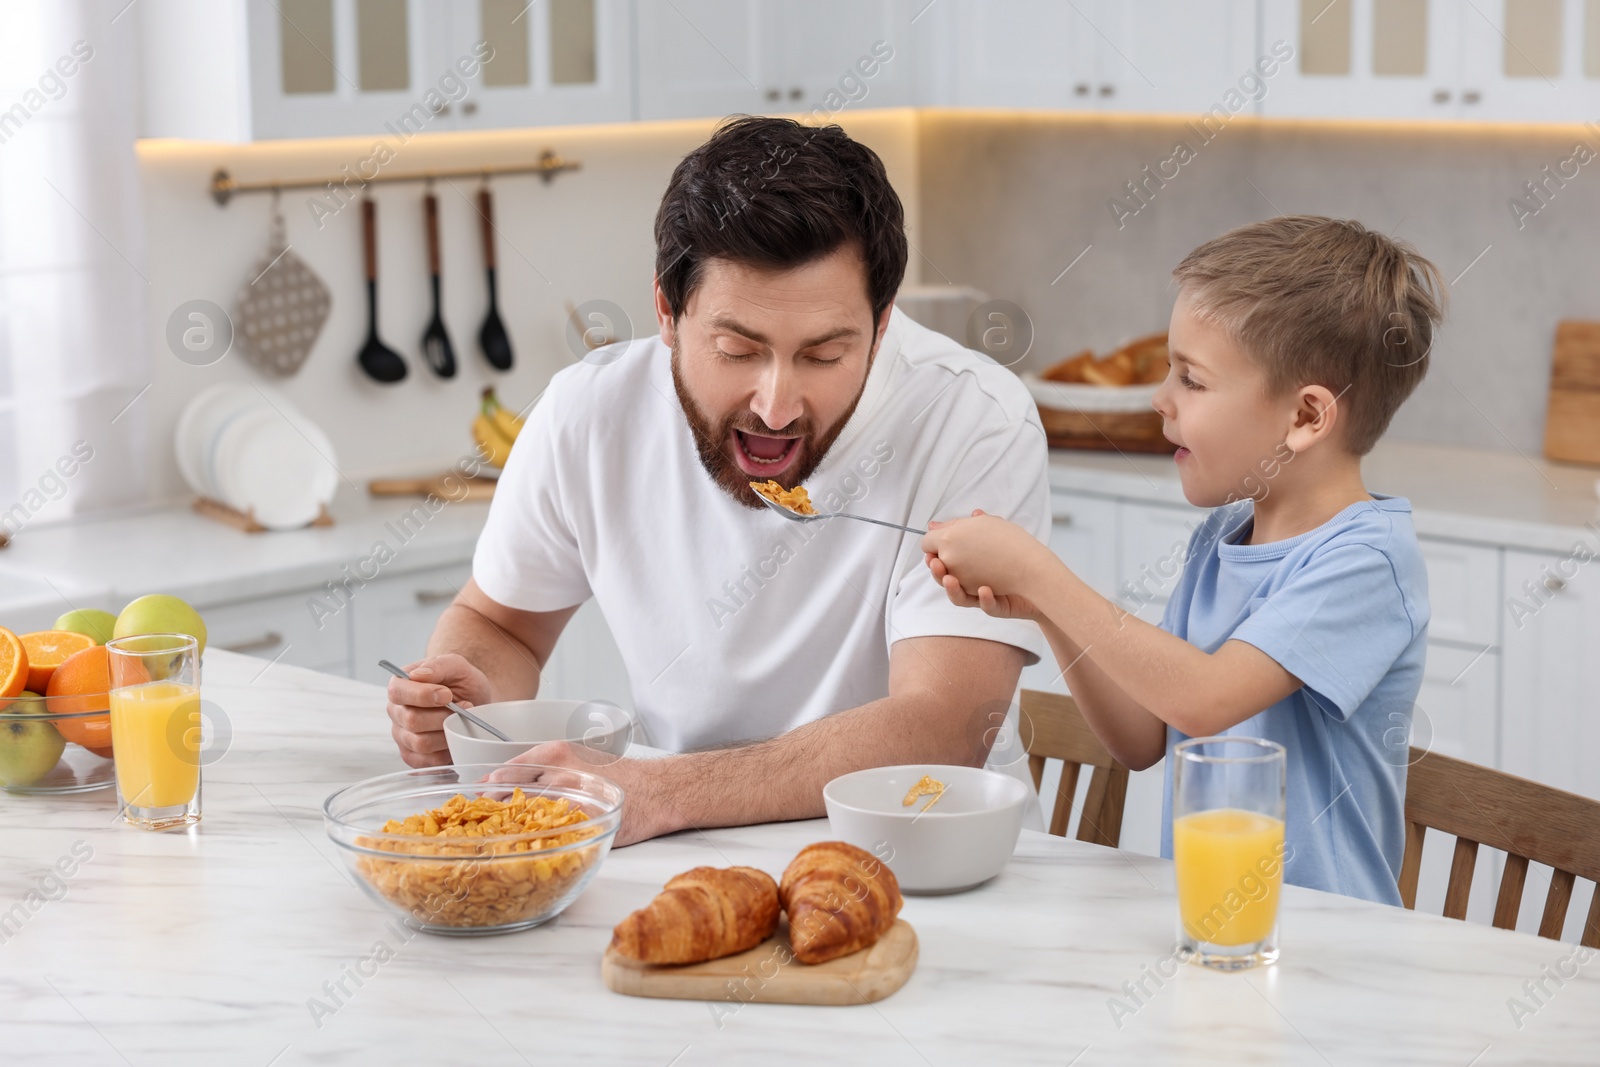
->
<box><xmin>209</xmin><ymin>148</ymin><xmax>581</xmax><ymax>206</ymax></box>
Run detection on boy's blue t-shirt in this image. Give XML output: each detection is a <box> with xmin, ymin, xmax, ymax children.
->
<box><xmin>1158</xmin><ymin>494</ymin><xmax>1429</xmax><ymax>906</ymax></box>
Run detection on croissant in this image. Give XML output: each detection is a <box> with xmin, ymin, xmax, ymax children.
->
<box><xmin>610</xmin><ymin>866</ymin><xmax>780</xmax><ymax>965</ymax></box>
<box><xmin>779</xmin><ymin>841</ymin><xmax>902</xmax><ymax>965</ymax></box>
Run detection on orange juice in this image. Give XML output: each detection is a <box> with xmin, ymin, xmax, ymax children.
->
<box><xmin>109</xmin><ymin>681</ymin><xmax>200</xmax><ymax>809</ymax></box>
<box><xmin>1173</xmin><ymin>808</ymin><xmax>1284</xmax><ymax>946</ymax></box>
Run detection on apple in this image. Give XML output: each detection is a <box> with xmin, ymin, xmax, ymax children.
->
<box><xmin>54</xmin><ymin>608</ymin><xmax>117</xmax><ymax>646</ymax></box>
<box><xmin>113</xmin><ymin>595</ymin><xmax>208</xmax><ymax>656</ymax></box>
<box><xmin>0</xmin><ymin>693</ymin><xmax>67</xmax><ymax>788</ymax></box>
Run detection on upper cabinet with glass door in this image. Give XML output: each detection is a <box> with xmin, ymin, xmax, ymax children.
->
<box><xmin>429</xmin><ymin>0</ymin><xmax>633</xmax><ymax>131</ymax></box>
<box><xmin>137</xmin><ymin>0</ymin><xmax>630</xmax><ymax>141</ymax></box>
<box><xmin>1261</xmin><ymin>0</ymin><xmax>1600</xmax><ymax>122</ymax></box>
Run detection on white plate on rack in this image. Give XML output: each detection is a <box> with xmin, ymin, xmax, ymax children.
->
<box><xmin>175</xmin><ymin>385</ymin><xmax>265</xmax><ymax>499</ymax></box>
<box><xmin>212</xmin><ymin>407</ymin><xmax>339</xmax><ymax>530</ymax></box>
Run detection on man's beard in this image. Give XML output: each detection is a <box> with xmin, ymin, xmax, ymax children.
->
<box><xmin>670</xmin><ymin>341</ymin><xmax>868</xmax><ymax>510</ymax></box>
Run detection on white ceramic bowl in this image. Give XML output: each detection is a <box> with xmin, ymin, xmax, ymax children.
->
<box><xmin>443</xmin><ymin>699</ymin><xmax>635</xmax><ymax>765</ymax></box>
<box><xmin>823</xmin><ymin>764</ymin><xmax>1028</xmax><ymax>894</ymax></box>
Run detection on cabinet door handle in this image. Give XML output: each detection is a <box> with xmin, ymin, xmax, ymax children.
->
<box><xmin>1462</xmin><ymin>90</ymin><xmax>1481</xmax><ymax>105</ymax></box>
<box><xmin>415</xmin><ymin>590</ymin><xmax>457</xmax><ymax>605</ymax></box>
<box><xmin>1098</xmin><ymin>84</ymin><xmax>1114</xmax><ymax>97</ymax></box>
<box><xmin>1052</xmin><ymin>513</ymin><xmax>1074</xmax><ymax>526</ymax></box>
<box><xmin>221</xmin><ymin>631</ymin><xmax>284</xmax><ymax>654</ymax></box>
<box><xmin>765</xmin><ymin>87</ymin><xmax>781</xmax><ymax>101</ymax></box>
<box><xmin>1433</xmin><ymin>89</ymin><xmax>1451</xmax><ymax>104</ymax></box>
<box><xmin>1074</xmin><ymin>83</ymin><xmax>1090</xmax><ymax>96</ymax></box>
<box><xmin>788</xmin><ymin>86</ymin><xmax>803</xmax><ymax>100</ymax></box>
<box><xmin>462</xmin><ymin>101</ymin><xmax>478</xmax><ymax>116</ymax></box>
<box><xmin>1544</xmin><ymin>576</ymin><xmax>1567</xmax><ymax>593</ymax></box>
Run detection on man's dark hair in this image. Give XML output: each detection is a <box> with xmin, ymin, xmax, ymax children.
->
<box><xmin>654</xmin><ymin>115</ymin><xmax>908</xmax><ymax>332</ymax></box>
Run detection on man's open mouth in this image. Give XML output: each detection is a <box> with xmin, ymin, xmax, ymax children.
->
<box><xmin>730</xmin><ymin>429</ymin><xmax>802</xmax><ymax>476</ymax></box>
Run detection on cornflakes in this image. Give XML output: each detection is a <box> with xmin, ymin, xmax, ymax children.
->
<box><xmin>750</xmin><ymin>479</ymin><xmax>816</xmax><ymax>515</ymax></box>
<box><xmin>354</xmin><ymin>788</ymin><xmax>602</xmax><ymax>928</ymax></box>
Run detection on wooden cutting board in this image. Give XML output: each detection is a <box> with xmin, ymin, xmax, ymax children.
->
<box><xmin>1544</xmin><ymin>321</ymin><xmax>1600</xmax><ymax>466</ymax></box>
<box><xmin>601</xmin><ymin>919</ymin><xmax>917</xmax><ymax>1006</ymax></box>
<box><xmin>367</xmin><ymin>474</ymin><xmax>497</xmax><ymax>501</ymax></box>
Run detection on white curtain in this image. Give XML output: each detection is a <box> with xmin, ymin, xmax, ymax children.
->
<box><xmin>0</xmin><ymin>0</ymin><xmax>148</xmax><ymax>534</ymax></box>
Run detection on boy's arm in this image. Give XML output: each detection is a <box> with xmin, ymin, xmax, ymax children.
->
<box><xmin>923</xmin><ymin>515</ymin><xmax>1301</xmax><ymax>743</ymax></box>
<box><xmin>1035</xmin><ymin>613</ymin><xmax>1167</xmax><ymax>770</ymax></box>
<box><xmin>1032</xmin><ymin>562</ymin><xmax>1303</xmax><ymax>739</ymax></box>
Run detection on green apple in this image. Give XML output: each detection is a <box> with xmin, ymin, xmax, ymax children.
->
<box><xmin>0</xmin><ymin>693</ymin><xmax>67</xmax><ymax>788</ymax></box>
<box><xmin>114</xmin><ymin>594</ymin><xmax>208</xmax><ymax>656</ymax></box>
<box><xmin>54</xmin><ymin>608</ymin><xmax>117</xmax><ymax>646</ymax></box>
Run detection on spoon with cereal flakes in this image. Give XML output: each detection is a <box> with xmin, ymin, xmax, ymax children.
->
<box><xmin>749</xmin><ymin>479</ymin><xmax>926</xmax><ymax>535</ymax></box>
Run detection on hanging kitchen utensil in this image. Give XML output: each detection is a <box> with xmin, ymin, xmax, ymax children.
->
<box><xmin>357</xmin><ymin>197</ymin><xmax>407</xmax><ymax>384</ymax></box>
<box><xmin>476</xmin><ymin>185</ymin><xmax>513</xmax><ymax>371</ymax></box>
<box><xmin>421</xmin><ymin>189</ymin><xmax>457</xmax><ymax>378</ymax></box>
<box><xmin>234</xmin><ymin>188</ymin><xmax>332</xmax><ymax>377</ymax></box>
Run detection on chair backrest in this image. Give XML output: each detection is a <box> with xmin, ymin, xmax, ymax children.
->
<box><xmin>1400</xmin><ymin>747</ymin><xmax>1600</xmax><ymax>947</ymax></box>
<box><xmin>1019</xmin><ymin>689</ymin><xmax>1129</xmax><ymax>847</ymax></box>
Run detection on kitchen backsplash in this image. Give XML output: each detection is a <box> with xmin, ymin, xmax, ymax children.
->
<box><xmin>137</xmin><ymin>107</ymin><xmax>1591</xmax><ymax>505</ymax></box>
<box><xmin>917</xmin><ymin>109</ymin><xmax>1599</xmax><ymax>456</ymax></box>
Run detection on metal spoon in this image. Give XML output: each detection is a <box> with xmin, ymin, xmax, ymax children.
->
<box><xmin>756</xmin><ymin>493</ymin><xmax>926</xmax><ymax>535</ymax></box>
<box><xmin>420</xmin><ymin>191</ymin><xmax>457</xmax><ymax>378</ymax></box>
<box><xmin>377</xmin><ymin>659</ymin><xmax>512</xmax><ymax>742</ymax></box>
<box><xmin>357</xmin><ymin>198</ymin><xmax>407</xmax><ymax>383</ymax></box>
<box><xmin>476</xmin><ymin>186</ymin><xmax>513</xmax><ymax>371</ymax></box>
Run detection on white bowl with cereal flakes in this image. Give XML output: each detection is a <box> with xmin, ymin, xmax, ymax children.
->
<box><xmin>323</xmin><ymin>763</ymin><xmax>624</xmax><ymax>935</ymax></box>
<box><xmin>823</xmin><ymin>764</ymin><xmax>1028</xmax><ymax>894</ymax></box>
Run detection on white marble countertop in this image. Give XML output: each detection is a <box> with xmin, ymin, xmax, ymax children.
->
<box><xmin>0</xmin><ymin>487</ymin><xmax>493</xmax><ymax>625</ymax></box>
<box><xmin>1048</xmin><ymin>439</ymin><xmax>1600</xmax><ymax>554</ymax></box>
<box><xmin>0</xmin><ymin>650</ymin><xmax>1592</xmax><ymax>1065</ymax></box>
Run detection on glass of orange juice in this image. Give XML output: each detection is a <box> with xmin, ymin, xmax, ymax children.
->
<box><xmin>107</xmin><ymin>634</ymin><xmax>201</xmax><ymax>831</ymax></box>
<box><xmin>1172</xmin><ymin>736</ymin><xmax>1286</xmax><ymax>970</ymax></box>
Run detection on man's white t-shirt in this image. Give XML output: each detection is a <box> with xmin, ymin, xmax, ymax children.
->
<box><xmin>473</xmin><ymin>306</ymin><xmax>1051</xmax><ymax>753</ymax></box>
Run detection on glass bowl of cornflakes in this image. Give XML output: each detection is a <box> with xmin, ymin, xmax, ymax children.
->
<box><xmin>323</xmin><ymin>763</ymin><xmax>624</xmax><ymax>936</ymax></box>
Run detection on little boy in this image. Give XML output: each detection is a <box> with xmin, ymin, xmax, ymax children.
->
<box><xmin>922</xmin><ymin>216</ymin><xmax>1444</xmax><ymax>905</ymax></box>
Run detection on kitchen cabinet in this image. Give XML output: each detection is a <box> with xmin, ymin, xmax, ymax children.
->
<box><xmin>1501</xmin><ymin>546</ymin><xmax>1600</xmax><ymax>801</ymax></box>
<box><xmin>429</xmin><ymin>0</ymin><xmax>634</xmax><ymax>131</ymax></box>
<box><xmin>931</xmin><ymin>0</ymin><xmax>1258</xmax><ymax>114</ymax></box>
<box><xmin>538</xmin><ymin>598</ymin><xmax>635</xmax><ymax>714</ymax></box>
<box><xmin>205</xmin><ymin>587</ymin><xmax>353</xmax><ymax>675</ymax></box>
<box><xmin>139</xmin><ymin>0</ymin><xmax>630</xmax><ymax>141</ymax></box>
<box><xmin>1116</xmin><ymin>499</ymin><xmax>1202</xmax><ymax>620</ymax></box>
<box><xmin>1417</xmin><ymin>539</ymin><xmax>1500</xmax><ymax>647</ymax></box>
<box><xmin>1260</xmin><ymin>0</ymin><xmax>1467</xmax><ymax>119</ymax></box>
<box><xmin>1261</xmin><ymin>0</ymin><xmax>1600</xmax><ymax>122</ymax></box>
<box><xmin>634</xmin><ymin>0</ymin><xmax>913</xmax><ymax>122</ymax></box>
<box><xmin>349</xmin><ymin>562</ymin><xmax>473</xmax><ymax>686</ymax></box>
<box><xmin>1456</xmin><ymin>0</ymin><xmax>1600</xmax><ymax>121</ymax></box>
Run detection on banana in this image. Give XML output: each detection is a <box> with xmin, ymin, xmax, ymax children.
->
<box><xmin>473</xmin><ymin>387</ymin><xmax>519</xmax><ymax>468</ymax></box>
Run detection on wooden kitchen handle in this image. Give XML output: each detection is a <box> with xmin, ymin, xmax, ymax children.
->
<box><xmin>362</xmin><ymin>198</ymin><xmax>377</xmax><ymax>282</ymax></box>
<box><xmin>424</xmin><ymin>193</ymin><xmax>441</xmax><ymax>276</ymax></box>
<box><xmin>478</xmin><ymin>187</ymin><xmax>496</xmax><ymax>270</ymax></box>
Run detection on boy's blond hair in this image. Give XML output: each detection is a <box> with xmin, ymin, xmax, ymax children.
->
<box><xmin>1172</xmin><ymin>216</ymin><xmax>1445</xmax><ymax>455</ymax></box>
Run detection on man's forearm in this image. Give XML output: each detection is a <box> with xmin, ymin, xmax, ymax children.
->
<box><xmin>640</xmin><ymin>690</ymin><xmax>987</xmax><ymax>837</ymax></box>
<box><xmin>426</xmin><ymin>602</ymin><xmax>543</xmax><ymax>702</ymax></box>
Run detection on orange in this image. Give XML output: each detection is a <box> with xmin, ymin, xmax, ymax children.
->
<box><xmin>18</xmin><ymin>630</ymin><xmax>95</xmax><ymax>693</ymax></box>
<box><xmin>45</xmin><ymin>645</ymin><xmax>112</xmax><ymax>753</ymax></box>
<box><xmin>0</xmin><ymin>627</ymin><xmax>25</xmax><ymax>703</ymax></box>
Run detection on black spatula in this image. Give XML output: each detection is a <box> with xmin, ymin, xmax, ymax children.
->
<box><xmin>357</xmin><ymin>198</ymin><xmax>406</xmax><ymax>384</ymax></box>
<box><xmin>420</xmin><ymin>191</ymin><xmax>457</xmax><ymax>379</ymax></box>
<box><xmin>476</xmin><ymin>186</ymin><xmax>513</xmax><ymax>371</ymax></box>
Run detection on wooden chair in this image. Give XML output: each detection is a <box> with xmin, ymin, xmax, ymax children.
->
<box><xmin>1019</xmin><ymin>689</ymin><xmax>1130</xmax><ymax>847</ymax></box>
<box><xmin>1399</xmin><ymin>747</ymin><xmax>1600</xmax><ymax>947</ymax></box>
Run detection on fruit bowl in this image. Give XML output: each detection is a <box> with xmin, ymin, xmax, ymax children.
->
<box><xmin>323</xmin><ymin>763</ymin><xmax>624</xmax><ymax>936</ymax></box>
<box><xmin>0</xmin><ymin>692</ymin><xmax>115</xmax><ymax>794</ymax></box>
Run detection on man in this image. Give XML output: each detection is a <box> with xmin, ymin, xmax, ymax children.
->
<box><xmin>387</xmin><ymin>115</ymin><xmax>1050</xmax><ymax>845</ymax></box>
